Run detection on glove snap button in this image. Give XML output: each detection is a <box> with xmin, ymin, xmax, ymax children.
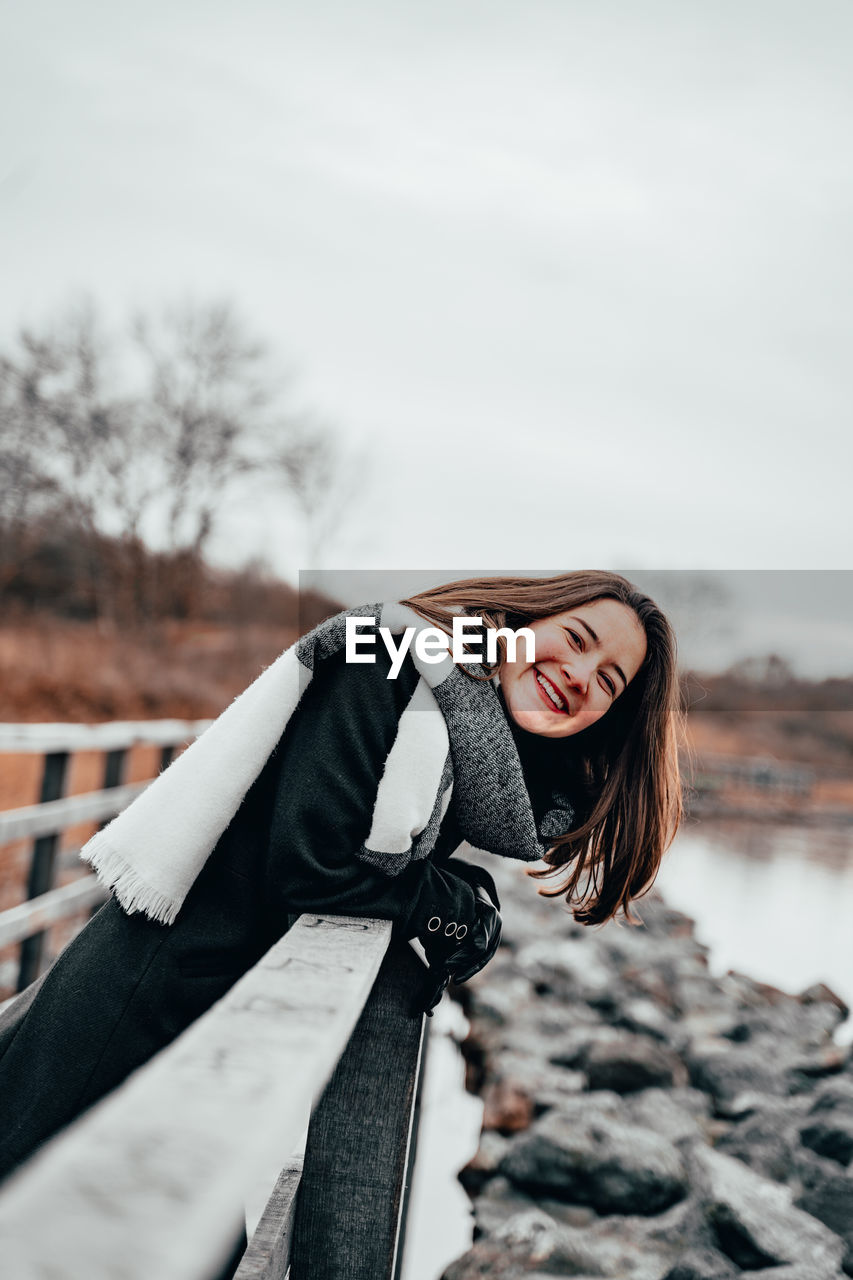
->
<box><xmin>427</xmin><ymin>917</ymin><xmax>441</xmax><ymax>932</ymax></box>
<box><xmin>445</xmin><ymin>922</ymin><xmax>457</xmax><ymax>937</ymax></box>
<box><xmin>455</xmin><ymin>924</ymin><xmax>468</xmax><ymax>940</ymax></box>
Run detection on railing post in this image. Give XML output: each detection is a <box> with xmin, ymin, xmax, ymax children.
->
<box><xmin>288</xmin><ymin>939</ymin><xmax>428</xmax><ymax>1280</ymax></box>
<box><xmin>16</xmin><ymin>751</ymin><xmax>69</xmax><ymax>992</ymax></box>
<box><xmin>101</xmin><ymin>748</ymin><xmax>126</xmax><ymax>793</ymax></box>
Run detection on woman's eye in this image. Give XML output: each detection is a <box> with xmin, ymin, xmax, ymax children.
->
<box><xmin>601</xmin><ymin>674</ymin><xmax>616</xmax><ymax>697</ymax></box>
<box><xmin>566</xmin><ymin>629</ymin><xmax>583</xmax><ymax>650</ymax></box>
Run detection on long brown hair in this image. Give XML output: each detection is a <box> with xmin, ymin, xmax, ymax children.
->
<box><xmin>401</xmin><ymin>572</ymin><xmax>684</xmax><ymax>926</ymax></box>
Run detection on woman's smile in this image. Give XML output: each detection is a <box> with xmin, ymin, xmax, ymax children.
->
<box><xmin>532</xmin><ymin>667</ymin><xmax>570</xmax><ymax>714</ymax></box>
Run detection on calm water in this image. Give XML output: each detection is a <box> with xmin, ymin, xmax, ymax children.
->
<box><xmin>655</xmin><ymin>817</ymin><xmax>853</xmax><ymax>1040</ymax></box>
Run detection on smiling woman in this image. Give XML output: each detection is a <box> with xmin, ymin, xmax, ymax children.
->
<box><xmin>0</xmin><ymin>571</ymin><xmax>682</xmax><ymax>1200</ymax></box>
<box><xmin>401</xmin><ymin>571</ymin><xmax>684</xmax><ymax>924</ymax></box>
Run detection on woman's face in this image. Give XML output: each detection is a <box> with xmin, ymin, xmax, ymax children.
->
<box><xmin>499</xmin><ymin>598</ymin><xmax>647</xmax><ymax>739</ymax></box>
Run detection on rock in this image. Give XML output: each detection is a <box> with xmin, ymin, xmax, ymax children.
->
<box><xmin>685</xmin><ymin>1037</ymin><xmax>787</xmax><ymax>1109</ymax></box>
<box><xmin>485</xmin><ymin>1047</ymin><xmax>586</xmax><ymax>1114</ymax></box>
<box><xmin>492</xmin><ymin>1207</ymin><xmax>564</xmax><ymax>1265</ymax></box>
<box><xmin>547</xmin><ymin>1024</ymin><xmax>638</xmax><ymax>1070</ymax></box>
<box><xmin>625</xmin><ymin>1087</ymin><xmax>712</xmax><ymax>1146</ymax></box>
<box><xmin>799</xmin><ymin>981</ymin><xmax>850</xmax><ymax>1023</ymax></box>
<box><xmin>611</xmin><ymin>995</ymin><xmax>680</xmax><ymax>1042</ymax></box>
<box><xmin>661</xmin><ymin>1246</ymin><xmax>739</xmax><ymax>1280</ymax></box>
<box><xmin>748</xmin><ymin>1268</ymin><xmax>844</xmax><ymax>1280</ymax></box>
<box><xmin>481</xmin><ymin>1079</ymin><xmax>535</xmax><ymax>1134</ymax></box>
<box><xmin>794</xmin><ymin>1150</ymin><xmax>853</xmax><ymax>1249</ymax></box>
<box><xmin>498</xmin><ymin>1108</ymin><xmax>688</xmax><ymax>1215</ymax></box>
<box><xmin>721</xmin><ymin>1001</ymin><xmax>848</xmax><ymax>1053</ymax></box>
<box><xmin>689</xmin><ymin>1144</ymin><xmax>845</xmax><ymax>1272</ymax></box>
<box><xmin>799</xmin><ymin>1113</ymin><xmax>853</xmax><ymax>1166</ymax></box>
<box><xmin>514</xmin><ymin>936</ymin><xmax>616</xmax><ymax>1004</ymax></box>
<box><xmin>464</xmin><ymin>972</ymin><xmax>536</xmax><ymax>1026</ymax></box>
<box><xmin>788</xmin><ymin>1052</ymin><xmax>850</xmax><ymax>1097</ymax></box>
<box><xmin>810</xmin><ymin>1075</ymin><xmax>853</xmax><ymax>1113</ymax></box>
<box><xmin>620</xmin><ymin>1188</ymin><xmax>718</xmax><ymax>1253</ymax></box>
<box><xmin>458</xmin><ymin>1130</ymin><xmax>510</xmax><ymax>1196</ymax></box>
<box><xmin>489</xmin><ymin>1204</ymin><xmax>688</xmax><ymax>1280</ymax></box>
<box><xmin>799</xmin><ymin>1077</ymin><xmax>853</xmax><ymax>1165</ymax></box>
<box><xmin>723</xmin><ymin>969</ymin><xmax>799</xmax><ymax>1008</ymax></box>
<box><xmin>715</xmin><ymin>1095</ymin><xmax>811</xmax><ymax>1181</ymax></box>
<box><xmin>440</xmin><ymin>1238</ymin><xmax>523</xmax><ymax>1279</ymax></box>
<box><xmin>470</xmin><ymin>1176</ymin><xmax>538</xmax><ymax>1242</ymax></box>
<box><xmin>625</xmin><ymin>893</ymin><xmax>700</xmax><ymax>939</ymax></box>
<box><xmin>463</xmin><ymin>1203</ymin><xmax>610</xmax><ymax>1277</ymax></box>
<box><xmin>584</xmin><ymin>1035</ymin><xmax>687</xmax><ymax>1094</ymax></box>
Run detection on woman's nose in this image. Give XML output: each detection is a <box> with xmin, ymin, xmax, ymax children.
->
<box><xmin>562</xmin><ymin>662</ymin><xmax>589</xmax><ymax>695</ymax></box>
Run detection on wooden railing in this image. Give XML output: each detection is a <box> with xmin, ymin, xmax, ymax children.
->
<box><xmin>0</xmin><ymin>722</ymin><xmax>428</xmax><ymax>1279</ymax></box>
<box><xmin>0</xmin><ymin>719</ymin><xmax>211</xmax><ymax>990</ymax></box>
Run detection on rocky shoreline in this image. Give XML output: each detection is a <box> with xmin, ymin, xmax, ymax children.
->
<box><xmin>441</xmin><ymin>854</ymin><xmax>853</xmax><ymax>1280</ymax></box>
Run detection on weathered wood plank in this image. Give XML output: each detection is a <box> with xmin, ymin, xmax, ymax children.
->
<box><xmin>0</xmin><ymin>781</ymin><xmax>148</xmax><ymax>843</ymax></box>
<box><xmin>289</xmin><ymin>939</ymin><xmax>427</xmax><ymax>1280</ymax></box>
<box><xmin>0</xmin><ymin>876</ymin><xmax>108</xmax><ymax>947</ymax></box>
<box><xmin>0</xmin><ymin>719</ymin><xmax>211</xmax><ymax>754</ymax></box>
<box><xmin>234</xmin><ymin>1157</ymin><xmax>304</xmax><ymax>1280</ymax></box>
<box><xmin>0</xmin><ymin>914</ymin><xmax>392</xmax><ymax>1280</ymax></box>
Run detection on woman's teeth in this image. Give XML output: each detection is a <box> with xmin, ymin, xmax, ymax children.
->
<box><xmin>536</xmin><ymin>671</ymin><xmax>566</xmax><ymax>711</ymax></box>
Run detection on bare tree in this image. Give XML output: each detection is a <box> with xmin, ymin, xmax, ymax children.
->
<box><xmin>272</xmin><ymin>416</ymin><xmax>367</xmax><ymax>568</ymax></box>
<box><xmin>0</xmin><ymin>296</ymin><xmax>354</xmax><ymax>625</ymax></box>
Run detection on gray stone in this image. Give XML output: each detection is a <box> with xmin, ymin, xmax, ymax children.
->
<box><xmin>498</xmin><ymin>1109</ymin><xmax>688</xmax><ymax>1215</ymax></box>
<box><xmin>798</xmin><ymin>981</ymin><xmax>850</xmax><ymax>1024</ymax></box>
<box><xmin>689</xmin><ymin>1144</ymin><xmax>844</xmax><ymax>1272</ymax></box>
<box><xmin>470</xmin><ymin>1176</ymin><xmax>538</xmax><ymax>1243</ymax></box>
<box><xmin>800</xmin><ymin>1114</ymin><xmax>853</xmax><ymax>1166</ymax></box>
<box><xmin>794</xmin><ymin>1150</ymin><xmax>853</xmax><ymax>1248</ymax></box>
<box><xmin>747</xmin><ymin>1267</ymin><xmax>844</xmax><ymax>1280</ymax></box>
<box><xmin>800</xmin><ymin>1078</ymin><xmax>853</xmax><ymax>1165</ymax></box>
<box><xmin>514</xmin><ymin>936</ymin><xmax>616</xmax><ymax>1003</ymax></box>
<box><xmin>685</xmin><ymin>1037</ymin><xmax>787</xmax><ymax>1107</ymax></box>
<box><xmin>626</xmin><ymin>1087</ymin><xmax>712</xmax><ymax>1146</ymax></box>
<box><xmin>584</xmin><ymin>1035</ymin><xmax>687</xmax><ymax>1094</ymax></box>
<box><xmin>611</xmin><ymin>995</ymin><xmax>681</xmax><ymax>1043</ymax></box>
<box><xmin>547</xmin><ymin>1024</ymin><xmax>639</xmax><ymax>1070</ymax></box>
<box><xmin>810</xmin><ymin>1076</ymin><xmax>853</xmax><ymax>1114</ymax></box>
<box><xmin>458</xmin><ymin>1129</ymin><xmax>510</xmax><ymax>1196</ymax></box>
<box><xmin>486</xmin><ymin>1047</ymin><xmax>587</xmax><ymax>1113</ymax></box>
<box><xmin>440</xmin><ymin>1239</ymin><xmax>525</xmax><ymax>1279</ymax></box>
<box><xmin>715</xmin><ymin>1095</ymin><xmax>811</xmax><ymax>1181</ymax></box>
<box><xmin>661</xmin><ymin>1246</ymin><xmax>739</xmax><ymax>1280</ymax></box>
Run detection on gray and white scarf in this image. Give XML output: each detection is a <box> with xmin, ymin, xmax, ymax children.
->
<box><xmin>82</xmin><ymin>603</ymin><xmax>574</xmax><ymax>925</ymax></box>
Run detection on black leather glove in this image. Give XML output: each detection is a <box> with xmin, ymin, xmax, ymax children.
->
<box><xmin>443</xmin><ymin>859</ymin><xmax>501</xmax><ymax>914</ymax></box>
<box><xmin>415</xmin><ymin>861</ymin><xmax>502</xmax><ymax>1016</ymax></box>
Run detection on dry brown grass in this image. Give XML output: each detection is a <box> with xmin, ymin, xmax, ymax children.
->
<box><xmin>0</xmin><ymin>619</ymin><xmax>299</xmax><ymax>722</ymax></box>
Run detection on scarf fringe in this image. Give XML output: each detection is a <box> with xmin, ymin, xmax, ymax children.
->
<box><xmin>82</xmin><ymin>836</ymin><xmax>180</xmax><ymax>926</ymax></box>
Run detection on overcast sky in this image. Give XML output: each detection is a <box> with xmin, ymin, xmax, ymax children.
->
<box><xmin>3</xmin><ymin>1</ymin><xmax>852</xmax><ymax>666</ymax></box>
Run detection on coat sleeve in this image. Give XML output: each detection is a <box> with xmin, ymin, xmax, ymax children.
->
<box><xmin>262</xmin><ymin>643</ymin><xmax>481</xmax><ymax>942</ymax></box>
